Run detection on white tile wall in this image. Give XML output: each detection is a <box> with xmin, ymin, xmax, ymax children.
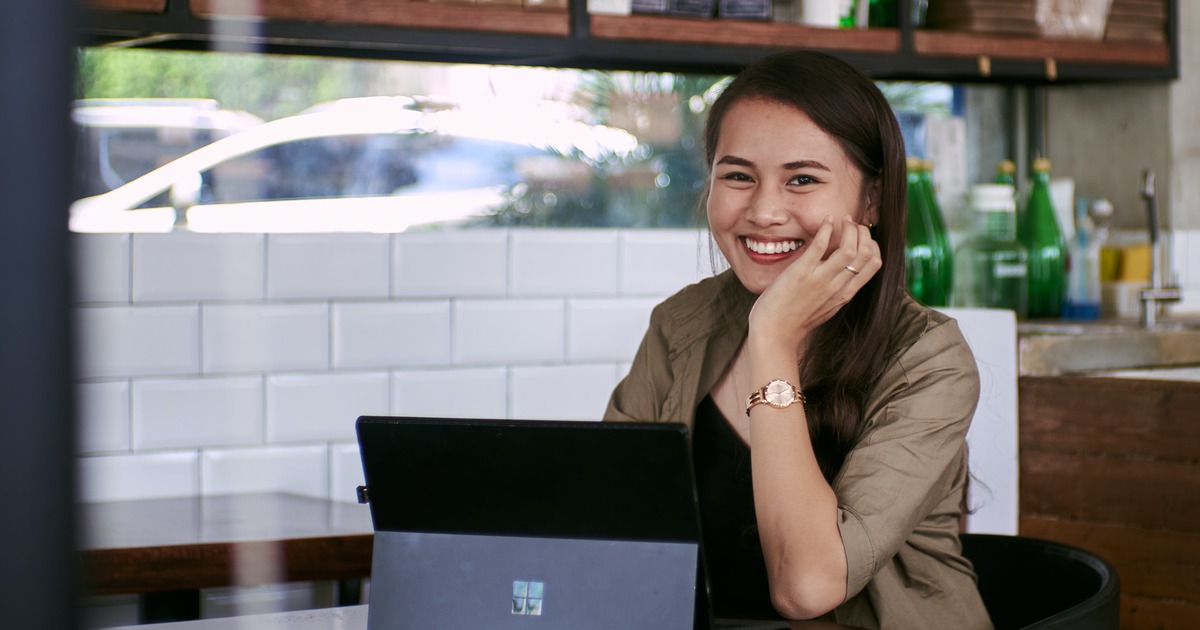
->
<box><xmin>330</xmin><ymin>442</ymin><xmax>366</xmax><ymax>504</ymax></box>
<box><xmin>393</xmin><ymin>231</ymin><xmax>508</xmax><ymax>297</ymax></box>
<box><xmin>1169</xmin><ymin>230</ymin><xmax>1200</xmax><ymax>314</ymax></box>
<box><xmin>77</xmin><ymin>451</ymin><xmax>199</xmax><ymax>503</ymax></box>
<box><xmin>266</xmin><ymin>234</ymin><xmax>390</xmax><ymax>300</ymax></box>
<box><xmin>567</xmin><ymin>298</ymin><xmax>657</xmax><ymax>362</ymax></box>
<box><xmin>76</xmin><ymin>305</ymin><xmax>200</xmax><ymax>378</ymax></box>
<box><xmin>391</xmin><ymin>367</ymin><xmax>508</xmax><ymax>419</ymax></box>
<box><xmin>202</xmin><ymin>303</ymin><xmax>329</xmax><ymax>373</ymax></box>
<box><xmin>510</xmin><ymin>230</ymin><xmax>619</xmax><ymax>296</ymax></box>
<box><xmin>73</xmin><ymin>233</ymin><xmax>130</xmax><ymax>303</ymax></box>
<box><xmin>510</xmin><ymin>363</ymin><xmax>618</xmax><ymax>421</ymax></box>
<box><xmin>454</xmin><ymin>299</ymin><xmax>565</xmax><ymax>364</ymax></box>
<box><xmin>77</xmin><ymin>380</ymin><xmax>131</xmax><ymax>454</ymax></box>
<box><xmin>332</xmin><ymin>301</ymin><xmax>451</xmax><ymax>369</ymax></box>
<box><xmin>201</xmin><ymin>445</ymin><xmax>328</xmax><ymax>499</ymax></box>
<box><xmin>72</xmin><ymin>229</ymin><xmax>725</xmax><ymax>501</ymax></box>
<box><xmin>267</xmin><ymin>372</ymin><xmax>389</xmax><ymax>443</ymax></box>
<box><xmin>132</xmin><ymin>232</ymin><xmax>264</xmax><ymax>302</ymax></box>
<box><xmin>620</xmin><ymin>230</ymin><xmax>717</xmax><ymax>295</ymax></box>
<box><xmin>133</xmin><ymin>376</ymin><xmax>264</xmax><ymax>450</ymax></box>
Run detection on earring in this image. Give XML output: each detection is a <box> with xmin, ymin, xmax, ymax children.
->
<box><xmin>868</xmin><ymin>222</ymin><xmax>875</xmax><ymax>228</ymax></box>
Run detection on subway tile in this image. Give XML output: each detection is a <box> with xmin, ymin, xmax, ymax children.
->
<box><xmin>332</xmin><ymin>301</ymin><xmax>450</xmax><ymax>369</ymax></box>
<box><xmin>267</xmin><ymin>234</ymin><xmax>390</xmax><ymax>300</ymax></box>
<box><xmin>510</xmin><ymin>364</ymin><xmax>617</xmax><ymax>421</ymax></box>
<box><xmin>73</xmin><ymin>233</ymin><xmax>130</xmax><ymax>304</ymax></box>
<box><xmin>393</xmin><ymin>231</ymin><xmax>508</xmax><ymax>297</ymax></box>
<box><xmin>132</xmin><ymin>376</ymin><xmax>263</xmax><ymax>450</ymax></box>
<box><xmin>203</xmin><ymin>303</ymin><xmax>329</xmax><ymax>373</ymax></box>
<box><xmin>267</xmin><ymin>372</ymin><xmax>389</xmax><ymax>443</ymax></box>
<box><xmin>510</xmin><ymin>230</ymin><xmax>618</xmax><ymax>296</ymax></box>
<box><xmin>330</xmin><ymin>442</ymin><xmax>366</xmax><ymax>505</ymax></box>
<box><xmin>77</xmin><ymin>380</ymin><xmax>131</xmax><ymax>454</ymax></box>
<box><xmin>132</xmin><ymin>232</ymin><xmax>264</xmax><ymax>302</ymax></box>
<box><xmin>454</xmin><ymin>299</ymin><xmax>564</xmax><ymax>365</ymax></box>
<box><xmin>1182</xmin><ymin>230</ymin><xmax>1200</xmax><ymax>287</ymax></box>
<box><xmin>77</xmin><ymin>451</ymin><xmax>199</xmax><ymax>503</ymax></box>
<box><xmin>76</xmin><ymin>305</ymin><xmax>200</xmax><ymax>378</ymax></box>
<box><xmin>201</xmin><ymin>445</ymin><xmax>328</xmax><ymax>499</ymax></box>
<box><xmin>392</xmin><ymin>367</ymin><xmax>508</xmax><ymax>419</ymax></box>
<box><xmin>567</xmin><ymin>298</ymin><xmax>656</xmax><ymax>362</ymax></box>
<box><xmin>620</xmin><ymin>229</ymin><xmax>717</xmax><ymax>295</ymax></box>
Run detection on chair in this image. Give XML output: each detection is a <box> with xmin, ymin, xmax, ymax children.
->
<box><xmin>959</xmin><ymin>533</ymin><xmax>1120</xmax><ymax>630</ymax></box>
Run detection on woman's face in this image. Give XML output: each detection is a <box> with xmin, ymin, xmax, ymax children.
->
<box><xmin>706</xmin><ymin>97</ymin><xmax>877</xmax><ymax>295</ymax></box>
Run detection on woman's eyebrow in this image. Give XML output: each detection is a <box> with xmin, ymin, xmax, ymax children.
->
<box><xmin>716</xmin><ymin>155</ymin><xmax>753</xmax><ymax>167</ymax></box>
<box><xmin>783</xmin><ymin>159</ymin><xmax>831</xmax><ymax>172</ymax></box>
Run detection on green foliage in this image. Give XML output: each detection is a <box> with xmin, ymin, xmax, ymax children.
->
<box><xmin>76</xmin><ymin>48</ymin><xmax>389</xmax><ymax>120</ymax></box>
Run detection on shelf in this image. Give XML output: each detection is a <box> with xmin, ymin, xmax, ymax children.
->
<box><xmin>914</xmin><ymin>30</ymin><xmax>1170</xmax><ymax>67</ymax></box>
<box><xmin>78</xmin><ymin>0</ymin><xmax>1178</xmax><ymax>82</ymax></box>
<box><xmin>190</xmin><ymin>0</ymin><xmax>570</xmax><ymax>37</ymax></box>
<box><xmin>590</xmin><ymin>15</ymin><xmax>899</xmax><ymax>53</ymax></box>
<box><xmin>84</xmin><ymin>0</ymin><xmax>166</xmax><ymax>11</ymax></box>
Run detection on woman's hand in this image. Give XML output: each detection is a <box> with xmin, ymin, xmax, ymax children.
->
<box><xmin>748</xmin><ymin>215</ymin><xmax>881</xmax><ymax>351</ymax></box>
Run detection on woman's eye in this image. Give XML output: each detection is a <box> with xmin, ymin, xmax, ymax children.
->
<box><xmin>721</xmin><ymin>172</ymin><xmax>753</xmax><ymax>182</ymax></box>
<box><xmin>788</xmin><ymin>174</ymin><xmax>817</xmax><ymax>186</ymax></box>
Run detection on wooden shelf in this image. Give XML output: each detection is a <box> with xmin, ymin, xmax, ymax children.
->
<box><xmin>84</xmin><ymin>0</ymin><xmax>166</xmax><ymax>12</ymax></box>
<box><xmin>590</xmin><ymin>15</ymin><xmax>899</xmax><ymax>53</ymax></box>
<box><xmin>914</xmin><ymin>29</ymin><xmax>1170</xmax><ymax>67</ymax></box>
<box><xmin>190</xmin><ymin>0</ymin><xmax>570</xmax><ymax>37</ymax></box>
<box><xmin>77</xmin><ymin>0</ymin><xmax>1178</xmax><ymax>82</ymax></box>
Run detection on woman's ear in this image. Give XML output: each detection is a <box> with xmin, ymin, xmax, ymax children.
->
<box><xmin>863</xmin><ymin>178</ymin><xmax>882</xmax><ymax>226</ymax></box>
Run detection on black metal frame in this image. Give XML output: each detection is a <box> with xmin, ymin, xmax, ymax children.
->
<box><xmin>78</xmin><ymin>0</ymin><xmax>1178</xmax><ymax>82</ymax></box>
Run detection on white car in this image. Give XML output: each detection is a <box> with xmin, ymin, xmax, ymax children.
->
<box><xmin>70</xmin><ymin>97</ymin><xmax>640</xmax><ymax>234</ymax></box>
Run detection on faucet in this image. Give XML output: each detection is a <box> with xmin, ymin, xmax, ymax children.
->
<box><xmin>1138</xmin><ymin>170</ymin><xmax>1181</xmax><ymax>328</ymax></box>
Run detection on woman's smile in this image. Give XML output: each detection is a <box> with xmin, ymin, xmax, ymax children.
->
<box><xmin>743</xmin><ymin>236</ymin><xmax>804</xmax><ymax>258</ymax></box>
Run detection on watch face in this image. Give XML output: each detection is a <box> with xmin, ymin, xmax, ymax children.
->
<box><xmin>764</xmin><ymin>380</ymin><xmax>795</xmax><ymax>407</ymax></box>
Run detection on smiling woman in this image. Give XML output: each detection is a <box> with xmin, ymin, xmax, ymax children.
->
<box><xmin>71</xmin><ymin>46</ymin><xmax>967</xmax><ymax>628</ymax></box>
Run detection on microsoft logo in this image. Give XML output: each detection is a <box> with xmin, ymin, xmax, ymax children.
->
<box><xmin>512</xmin><ymin>580</ymin><xmax>544</xmax><ymax>616</ymax></box>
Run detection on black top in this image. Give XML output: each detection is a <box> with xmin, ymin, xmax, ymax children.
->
<box><xmin>693</xmin><ymin>396</ymin><xmax>785</xmax><ymax>622</ymax></box>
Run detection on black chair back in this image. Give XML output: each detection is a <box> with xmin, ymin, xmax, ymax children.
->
<box><xmin>959</xmin><ymin>533</ymin><xmax>1120</xmax><ymax>630</ymax></box>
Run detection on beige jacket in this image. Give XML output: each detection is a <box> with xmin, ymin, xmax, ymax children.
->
<box><xmin>604</xmin><ymin>270</ymin><xmax>992</xmax><ymax>630</ymax></box>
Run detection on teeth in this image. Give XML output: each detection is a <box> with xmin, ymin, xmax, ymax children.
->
<box><xmin>744</xmin><ymin>237</ymin><xmax>801</xmax><ymax>255</ymax></box>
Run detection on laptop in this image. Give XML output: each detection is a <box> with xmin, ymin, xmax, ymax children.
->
<box><xmin>356</xmin><ymin>415</ymin><xmax>788</xmax><ymax>630</ymax></box>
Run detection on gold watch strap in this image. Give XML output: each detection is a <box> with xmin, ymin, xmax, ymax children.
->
<box><xmin>745</xmin><ymin>379</ymin><xmax>805</xmax><ymax>417</ymax></box>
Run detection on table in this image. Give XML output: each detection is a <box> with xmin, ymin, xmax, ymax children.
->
<box><xmin>81</xmin><ymin>492</ymin><xmax>374</xmax><ymax>621</ymax></box>
<box><xmin>99</xmin><ymin>605</ymin><xmax>863</xmax><ymax>629</ymax></box>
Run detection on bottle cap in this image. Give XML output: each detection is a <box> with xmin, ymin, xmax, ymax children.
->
<box><xmin>906</xmin><ymin>156</ymin><xmax>923</xmax><ymax>171</ymax></box>
<box><xmin>921</xmin><ymin>158</ymin><xmax>935</xmax><ymax>171</ymax></box>
<box><xmin>969</xmin><ymin>184</ymin><xmax>1017</xmax><ymax>213</ymax></box>
<box><xmin>1032</xmin><ymin>157</ymin><xmax>1052</xmax><ymax>173</ymax></box>
<box><xmin>997</xmin><ymin>159</ymin><xmax>1015</xmax><ymax>174</ymax></box>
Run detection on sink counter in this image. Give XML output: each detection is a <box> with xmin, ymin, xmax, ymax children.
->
<box><xmin>1017</xmin><ymin>319</ymin><xmax>1200</xmax><ymax>376</ymax></box>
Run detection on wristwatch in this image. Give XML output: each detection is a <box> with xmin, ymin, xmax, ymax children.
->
<box><xmin>745</xmin><ymin>379</ymin><xmax>805</xmax><ymax>417</ymax></box>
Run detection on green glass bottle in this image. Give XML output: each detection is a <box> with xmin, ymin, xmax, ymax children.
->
<box><xmin>921</xmin><ymin>159</ymin><xmax>954</xmax><ymax>305</ymax></box>
<box><xmin>1020</xmin><ymin>157</ymin><xmax>1066</xmax><ymax>318</ymax></box>
<box><xmin>995</xmin><ymin>159</ymin><xmax>1016</xmax><ymax>186</ymax></box>
<box><xmin>954</xmin><ymin>184</ymin><xmax>1028</xmax><ymax>317</ymax></box>
<box><xmin>904</xmin><ymin>157</ymin><xmax>951</xmax><ymax>307</ymax></box>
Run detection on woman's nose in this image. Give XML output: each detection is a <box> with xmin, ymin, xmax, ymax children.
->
<box><xmin>746</xmin><ymin>186</ymin><xmax>789</xmax><ymax>227</ymax></box>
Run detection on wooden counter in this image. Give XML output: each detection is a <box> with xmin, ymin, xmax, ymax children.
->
<box><xmin>1019</xmin><ymin>376</ymin><xmax>1200</xmax><ymax>630</ymax></box>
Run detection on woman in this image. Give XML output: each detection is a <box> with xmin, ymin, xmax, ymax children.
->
<box><xmin>604</xmin><ymin>50</ymin><xmax>992</xmax><ymax>629</ymax></box>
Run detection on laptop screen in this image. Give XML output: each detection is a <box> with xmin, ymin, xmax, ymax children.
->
<box><xmin>356</xmin><ymin>416</ymin><xmax>708</xmax><ymax>630</ymax></box>
<box><xmin>357</xmin><ymin>416</ymin><xmax>700</xmax><ymax>542</ymax></box>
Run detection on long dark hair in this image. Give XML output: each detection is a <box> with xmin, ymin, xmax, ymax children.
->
<box><xmin>704</xmin><ymin>50</ymin><xmax>909</xmax><ymax>482</ymax></box>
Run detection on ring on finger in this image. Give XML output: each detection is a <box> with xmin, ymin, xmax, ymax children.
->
<box><xmin>844</xmin><ymin>264</ymin><xmax>861</xmax><ymax>275</ymax></box>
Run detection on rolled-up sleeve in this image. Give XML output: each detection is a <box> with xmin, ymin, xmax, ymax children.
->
<box><xmin>834</xmin><ymin>318</ymin><xmax>980</xmax><ymax>599</ymax></box>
